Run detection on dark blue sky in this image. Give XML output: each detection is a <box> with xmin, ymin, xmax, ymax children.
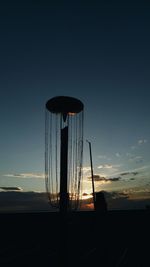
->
<box><xmin>0</xmin><ymin>1</ymin><xmax>150</xmax><ymax>195</ymax></box>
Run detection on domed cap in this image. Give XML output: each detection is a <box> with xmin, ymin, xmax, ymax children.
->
<box><xmin>46</xmin><ymin>96</ymin><xmax>84</xmax><ymax>114</ymax></box>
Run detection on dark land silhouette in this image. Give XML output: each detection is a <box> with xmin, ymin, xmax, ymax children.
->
<box><xmin>0</xmin><ymin>210</ymin><xmax>150</xmax><ymax>267</ymax></box>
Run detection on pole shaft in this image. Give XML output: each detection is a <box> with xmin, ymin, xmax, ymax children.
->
<box><xmin>88</xmin><ymin>142</ymin><xmax>96</xmax><ymax>210</ymax></box>
<box><xmin>59</xmin><ymin>126</ymin><xmax>68</xmax><ymax>266</ymax></box>
<box><xmin>60</xmin><ymin>126</ymin><xmax>68</xmax><ymax>213</ymax></box>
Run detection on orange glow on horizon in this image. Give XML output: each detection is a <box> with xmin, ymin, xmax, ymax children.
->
<box><xmin>80</xmin><ymin>202</ymin><xmax>94</xmax><ymax>210</ymax></box>
<box><xmin>68</xmin><ymin>112</ymin><xmax>76</xmax><ymax>116</ymax></box>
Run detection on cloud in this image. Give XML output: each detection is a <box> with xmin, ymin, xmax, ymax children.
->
<box><xmin>129</xmin><ymin>139</ymin><xmax>148</xmax><ymax>151</ymax></box>
<box><xmin>3</xmin><ymin>173</ymin><xmax>45</xmax><ymax>179</ymax></box>
<box><xmin>128</xmin><ymin>155</ymin><xmax>143</xmax><ymax>163</ymax></box>
<box><xmin>0</xmin><ymin>186</ymin><xmax>23</xmax><ymax>191</ymax></box>
<box><xmin>108</xmin><ymin>177</ymin><xmax>121</xmax><ymax>181</ymax></box>
<box><xmin>138</xmin><ymin>139</ymin><xmax>147</xmax><ymax>145</ymax></box>
<box><xmin>88</xmin><ymin>174</ymin><xmax>106</xmax><ymax>181</ymax></box>
<box><xmin>102</xmin><ymin>190</ymin><xmax>128</xmax><ymax>200</ymax></box>
<box><xmin>120</xmin><ymin>171</ymin><xmax>138</xmax><ymax>176</ymax></box>
<box><xmin>82</xmin><ymin>167</ymin><xmax>91</xmax><ymax>174</ymax></box>
<box><xmin>87</xmin><ymin>175</ymin><xmax>121</xmax><ymax>182</ymax></box>
<box><xmin>97</xmin><ymin>164</ymin><xmax>121</xmax><ymax>175</ymax></box>
<box><xmin>98</xmin><ymin>155</ymin><xmax>111</xmax><ymax>160</ymax></box>
<box><xmin>135</xmin><ymin>165</ymin><xmax>149</xmax><ymax>171</ymax></box>
<box><xmin>98</xmin><ymin>155</ymin><xmax>107</xmax><ymax>159</ymax></box>
<box><xmin>122</xmin><ymin>187</ymin><xmax>150</xmax><ymax>196</ymax></box>
<box><xmin>120</xmin><ymin>165</ymin><xmax>148</xmax><ymax>177</ymax></box>
<box><xmin>98</xmin><ymin>164</ymin><xmax>112</xmax><ymax>169</ymax></box>
<box><xmin>135</xmin><ymin>156</ymin><xmax>144</xmax><ymax>163</ymax></box>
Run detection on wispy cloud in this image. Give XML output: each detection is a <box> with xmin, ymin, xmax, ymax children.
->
<box><xmin>98</xmin><ymin>155</ymin><xmax>107</xmax><ymax>159</ymax></box>
<box><xmin>135</xmin><ymin>156</ymin><xmax>144</xmax><ymax>163</ymax></box>
<box><xmin>120</xmin><ymin>171</ymin><xmax>138</xmax><ymax>176</ymax></box>
<box><xmin>129</xmin><ymin>156</ymin><xmax>143</xmax><ymax>163</ymax></box>
<box><xmin>138</xmin><ymin>139</ymin><xmax>147</xmax><ymax>145</ymax></box>
<box><xmin>3</xmin><ymin>173</ymin><xmax>45</xmax><ymax>179</ymax></box>
<box><xmin>96</xmin><ymin>164</ymin><xmax>122</xmax><ymax>181</ymax></box>
<box><xmin>0</xmin><ymin>186</ymin><xmax>23</xmax><ymax>191</ymax></box>
<box><xmin>129</xmin><ymin>165</ymin><xmax>149</xmax><ymax>173</ymax></box>
<box><xmin>130</xmin><ymin>139</ymin><xmax>148</xmax><ymax>151</ymax></box>
<box><xmin>108</xmin><ymin>177</ymin><xmax>121</xmax><ymax>181</ymax></box>
<box><xmin>98</xmin><ymin>164</ymin><xmax>113</xmax><ymax>169</ymax></box>
<box><xmin>88</xmin><ymin>174</ymin><xmax>106</xmax><ymax>181</ymax></box>
<box><xmin>88</xmin><ymin>174</ymin><xmax>121</xmax><ymax>182</ymax></box>
<box><xmin>82</xmin><ymin>167</ymin><xmax>91</xmax><ymax>174</ymax></box>
<box><xmin>97</xmin><ymin>164</ymin><xmax>121</xmax><ymax>174</ymax></box>
<box><xmin>119</xmin><ymin>165</ymin><xmax>149</xmax><ymax>179</ymax></box>
<box><xmin>98</xmin><ymin>155</ymin><xmax>111</xmax><ymax>160</ymax></box>
<box><xmin>126</xmin><ymin>152</ymin><xmax>144</xmax><ymax>163</ymax></box>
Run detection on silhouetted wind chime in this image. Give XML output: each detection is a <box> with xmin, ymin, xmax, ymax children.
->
<box><xmin>45</xmin><ymin>96</ymin><xmax>84</xmax><ymax>266</ymax></box>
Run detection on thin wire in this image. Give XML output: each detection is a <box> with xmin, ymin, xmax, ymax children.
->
<box><xmin>45</xmin><ymin>109</ymin><xmax>49</xmax><ymax>200</ymax></box>
<box><xmin>78</xmin><ymin>112</ymin><xmax>84</xmax><ymax>209</ymax></box>
<box><xmin>80</xmin><ymin>111</ymin><xmax>84</xmax><ymax>206</ymax></box>
<box><xmin>49</xmin><ymin>113</ymin><xmax>53</xmax><ymax>205</ymax></box>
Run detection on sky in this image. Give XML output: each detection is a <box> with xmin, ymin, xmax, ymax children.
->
<box><xmin>0</xmin><ymin>1</ymin><xmax>150</xmax><ymax>210</ymax></box>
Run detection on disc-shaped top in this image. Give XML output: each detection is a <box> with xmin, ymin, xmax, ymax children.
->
<box><xmin>46</xmin><ymin>96</ymin><xmax>84</xmax><ymax>114</ymax></box>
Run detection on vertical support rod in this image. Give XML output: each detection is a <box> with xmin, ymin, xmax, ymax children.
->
<box><xmin>87</xmin><ymin>140</ymin><xmax>96</xmax><ymax>210</ymax></box>
<box><xmin>60</xmin><ymin>126</ymin><xmax>69</xmax><ymax>213</ymax></box>
<box><xmin>59</xmin><ymin>126</ymin><xmax>68</xmax><ymax>267</ymax></box>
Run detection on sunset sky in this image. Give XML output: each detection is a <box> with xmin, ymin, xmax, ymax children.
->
<box><xmin>0</xmin><ymin>1</ymin><xmax>150</xmax><ymax>210</ymax></box>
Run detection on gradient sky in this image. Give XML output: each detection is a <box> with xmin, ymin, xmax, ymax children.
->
<box><xmin>0</xmin><ymin>1</ymin><xmax>150</xmax><ymax>209</ymax></box>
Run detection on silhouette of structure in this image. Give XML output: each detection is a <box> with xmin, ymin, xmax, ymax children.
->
<box><xmin>86</xmin><ymin>140</ymin><xmax>96</xmax><ymax>209</ymax></box>
<box><xmin>86</xmin><ymin>140</ymin><xmax>107</xmax><ymax>212</ymax></box>
<box><xmin>45</xmin><ymin>96</ymin><xmax>84</xmax><ymax>213</ymax></box>
<box><xmin>95</xmin><ymin>191</ymin><xmax>107</xmax><ymax>212</ymax></box>
<box><xmin>45</xmin><ymin>96</ymin><xmax>84</xmax><ymax>266</ymax></box>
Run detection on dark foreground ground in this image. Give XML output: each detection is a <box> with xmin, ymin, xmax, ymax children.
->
<box><xmin>0</xmin><ymin>210</ymin><xmax>150</xmax><ymax>267</ymax></box>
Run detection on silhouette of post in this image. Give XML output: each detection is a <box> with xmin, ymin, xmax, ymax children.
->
<box><xmin>86</xmin><ymin>140</ymin><xmax>96</xmax><ymax>210</ymax></box>
<box><xmin>45</xmin><ymin>96</ymin><xmax>84</xmax><ymax>267</ymax></box>
<box><xmin>59</xmin><ymin>125</ymin><xmax>68</xmax><ymax>267</ymax></box>
<box><xmin>60</xmin><ymin>126</ymin><xmax>69</xmax><ymax>213</ymax></box>
<box><xmin>95</xmin><ymin>191</ymin><xmax>107</xmax><ymax>212</ymax></box>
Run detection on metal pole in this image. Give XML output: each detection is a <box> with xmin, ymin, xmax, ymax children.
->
<box><xmin>59</xmin><ymin>126</ymin><xmax>68</xmax><ymax>267</ymax></box>
<box><xmin>86</xmin><ymin>140</ymin><xmax>96</xmax><ymax>210</ymax></box>
<box><xmin>60</xmin><ymin>126</ymin><xmax>69</xmax><ymax>213</ymax></box>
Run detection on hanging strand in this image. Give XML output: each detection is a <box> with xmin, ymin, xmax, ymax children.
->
<box><xmin>49</xmin><ymin>113</ymin><xmax>53</xmax><ymax>205</ymax></box>
<box><xmin>45</xmin><ymin>106</ymin><xmax>84</xmax><ymax>211</ymax></box>
<box><xmin>45</xmin><ymin>109</ymin><xmax>49</xmax><ymax>200</ymax></box>
<box><xmin>77</xmin><ymin>111</ymin><xmax>84</xmax><ymax>209</ymax></box>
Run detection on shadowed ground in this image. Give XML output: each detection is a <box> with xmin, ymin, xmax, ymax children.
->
<box><xmin>0</xmin><ymin>210</ymin><xmax>150</xmax><ymax>266</ymax></box>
